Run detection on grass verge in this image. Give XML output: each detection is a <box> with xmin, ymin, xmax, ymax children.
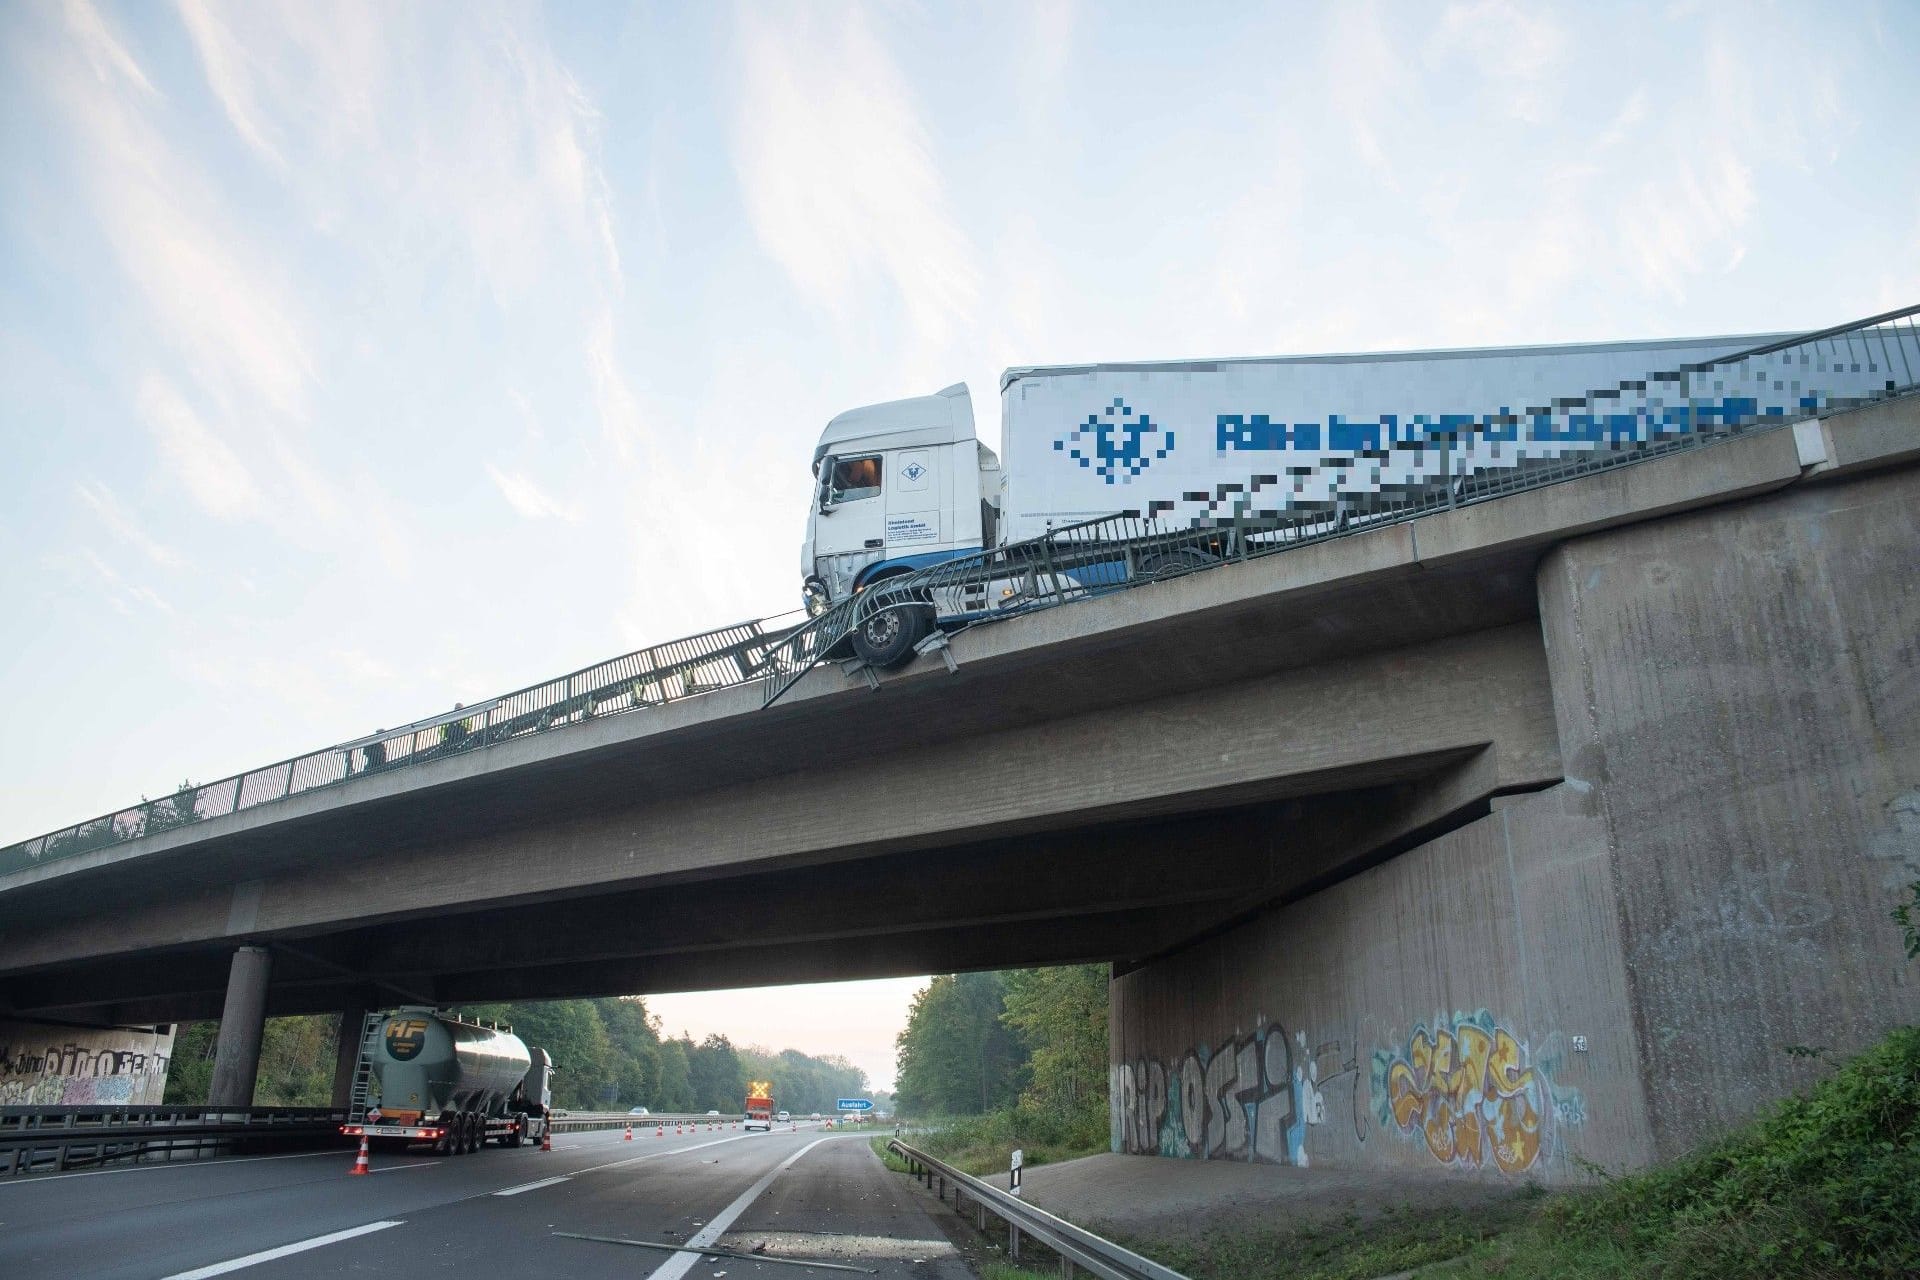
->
<box><xmin>1117</xmin><ymin>1196</ymin><xmax>1538</xmax><ymax>1280</ymax></box>
<box><xmin>896</xmin><ymin>1106</ymin><xmax>1107</xmax><ymax>1177</ymax></box>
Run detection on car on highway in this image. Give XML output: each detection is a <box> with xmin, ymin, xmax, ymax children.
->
<box><xmin>628</xmin><ymin>1106</ymin><xmax>650</xmax><ymax>1116</ymax></box>
<box><xmin>810</xmin><ymin>1112</ymin><xmax>821</xmax><ymax>1120</ymax></box>
<box><xmin>706</xmin><ymin>1109</ymin><xmax>720</xmax><ymax>1117</ymax></box>
<box><xmin>776</xmin><ymin>1110</ymin><xmax>790</xmax><ymax>1122</ymax></box>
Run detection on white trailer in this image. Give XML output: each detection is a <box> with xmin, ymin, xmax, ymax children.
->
<box><xmin>802</xmin><ymin>329</ymin><xmax>1897</xmax><ymax>666</ymax></box>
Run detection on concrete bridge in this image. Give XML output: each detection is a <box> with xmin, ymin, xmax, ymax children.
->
<box><xmin>4</xmin><ymin>392</ymin><xmax>1917</xmax><ymax>1179</ymax></box>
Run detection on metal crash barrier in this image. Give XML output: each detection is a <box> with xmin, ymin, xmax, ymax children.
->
<box><xmin>887</xmin><ymin>1138</ymin><xmax>1190</xmax><ymax>1280</ymax></box>
<box><xmin>0</xmin><ymin>1105</ymin><xmax>347</xmax><ymax>1177</ymax></box>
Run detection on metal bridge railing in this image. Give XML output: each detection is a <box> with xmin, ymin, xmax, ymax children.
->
<box><xmin>0</xmin><ymin>611</ymin><xmax>808</xmax><ymax>879</ymax></box>
<box><xmin>3</xmin><ymin>305</ymin><xmax>1915</xmax><ymax>876</ymax></box>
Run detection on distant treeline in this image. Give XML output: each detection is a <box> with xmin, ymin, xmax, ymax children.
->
<box><xmin>893</xmin><ymin>965</ymin><xmax>1108</xmax><ymax>1142</ymax></box>
<box><xmin>163</xmin><ymin>996</ymin><xmax>867</xmax><ymax>1114</ymax></box>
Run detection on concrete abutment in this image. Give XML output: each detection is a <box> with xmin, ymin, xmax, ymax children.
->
<box><xmin>1111</xmin><ymin>460</ymin><xmax>1920</xmax><ymax>1180</ymax></box>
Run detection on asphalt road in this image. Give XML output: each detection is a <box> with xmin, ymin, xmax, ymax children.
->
<box><xmin>0</xmin><ymin>1123</ymin><xmax>972</xmax><ymax>1279</ymax></box>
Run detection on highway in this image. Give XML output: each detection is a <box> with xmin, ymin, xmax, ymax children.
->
<box><xmin>0</xmin><ymin>1123</ymin><xmax>972</xmax><ymax>1278</ymax></box>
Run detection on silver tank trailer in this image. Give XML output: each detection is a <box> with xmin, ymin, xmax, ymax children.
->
<box><xmin>371</xmin><ymin>1008</ymin><xmax>532</xmax><ymax>1118</ymax></box>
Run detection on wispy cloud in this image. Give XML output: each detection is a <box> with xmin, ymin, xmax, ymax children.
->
<box><xmin>74</xmin><ymin>480</ymin><xmax>184</xmax><ymax>569</ymax></box>
<box><xmin>69</xmin><ymin>547</ymin><xmax>175</xmax><ymax>616</ymax></box>
<box><xmin>173</xmin><ymin>0</ymin><xmax>287</xmax><ymax>171</ymax></box>
<box><xmin>136</xmin><ymin>375</ymin><xmax>264</xmax><ymax>521</ymax></box>
<box><xmin>730</xmin><ymin>5</ymin><xmax>979</xmax><ymax>349</ymax></box>
<box><xmin>485</xmin><ymin>463</ymin><xmax>582</xmax><ymax>524</ymax></box>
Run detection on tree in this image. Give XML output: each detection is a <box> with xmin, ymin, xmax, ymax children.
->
<box><xmin>895</xmin><ymin>972</ymin><xmax>1021</xmax><ymax>1115</ymax></box>
<box><xmin>1002</xmin><ymin>964</ymin><xmax>1108</xmax><ymax>1123</ymax></box>
<box><xmin>686</xmin><ymin>1033</ymin><xmax>745</xmax><ymax>1111</ymax></box>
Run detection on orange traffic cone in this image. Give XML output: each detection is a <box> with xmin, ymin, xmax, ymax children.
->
<box><xmin>624</xmin><ymin>1123</ymin><xmax>634</xmax><ymax>1141</ymax></box>
<box><xmin>348</xmin><ymin>1134</ymin><xmax>371</xmax><ymax>1175</ymax></box>
<box><xmin>541</xmin><ymin>1124</ymin><xmax>553</xmax><ymax>1152</ymax></box>
<box><xmin>656</xmin><ymin>1124</ymin><xmax>664</xmax><ymax>1138</ymax></box>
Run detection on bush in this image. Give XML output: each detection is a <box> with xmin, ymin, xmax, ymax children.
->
<box><xmin>1466</xmin><ymin>1025</ymin><xmax>1920</xmax><ymax>1279</ymax></box>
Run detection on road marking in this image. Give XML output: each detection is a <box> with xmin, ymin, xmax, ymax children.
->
<box><xmin>644</xmin><ymin>1137</ymin><xmax>833</xmax><ymax>1280</ymax></box>
<box><xmin>157</xmin><ymin>1220</ymin><xmax>404</xmax><ymax>1278</ymax></box>
<box><xmin>493</xmin><ymin>1174</ymin><xmax>571</xmax><ymax>1196</ymax></box>
<box><xmin>573</xmin><ymin>1129</ymin><xmax>758</xmax><ymax>1175</ymax></box>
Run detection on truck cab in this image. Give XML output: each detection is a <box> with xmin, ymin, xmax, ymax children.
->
<box><xmin>801</xmin><ymin>383</ymin><xmax>1000</xmax><ymax>664</ymax></box>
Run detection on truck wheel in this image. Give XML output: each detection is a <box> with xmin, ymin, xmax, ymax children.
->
<box><xmin>850</xmin><ymin>600</ymin><xmax>930</xmax><ymax>668</ymax></box>
<box><xmin>432</xmin><ymin>1114</ymin><xmax>455</xmax><ymax>1156</ymax></box>
<box><xmin>1138</xmin><ymin>548</ymin><xmax>1212</xmax><ymax>580</ymax></box>
<box><xmin>462</xmin><ymin>1114</ymin><xmax>479</xmax><ymax>1154</ymax></box>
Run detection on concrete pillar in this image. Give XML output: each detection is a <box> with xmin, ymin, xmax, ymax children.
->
<box><xmin>206</xmin><ymin>946</ymin><xmax>272</xmax><ymax>1108</ymax></box>
<box><xmin>330</xmin><ymin>1008</ymin><xmax>367</xmax><ymax>1109</ymax></box>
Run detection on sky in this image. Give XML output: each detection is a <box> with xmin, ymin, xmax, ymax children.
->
<box><xmin>1</xmin><ymin>1</ymin><xmax>1917</xmax><ymax>1094</ymax></box>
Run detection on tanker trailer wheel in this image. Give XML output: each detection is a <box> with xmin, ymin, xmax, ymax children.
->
<box><xmin>849</xmin><ymin>595</ymin><xmax>931</xmax><ymax>668</ymax></box>
<box><xmin>461</xmin><ymin>1113</ymin><xmax>480</xmax><ymax>1154</ymax></box>
<box><xmin>1137</xmin><ymin>548</ymin><xmax>1212</xmax><ymax>581</ymax></box>
<box><xmin>432</xmin><ymin>1113</ymin><xmax>456</xmax><ymax>1156</ymax></box>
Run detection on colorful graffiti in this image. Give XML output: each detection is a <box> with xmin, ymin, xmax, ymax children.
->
<box><xmin>0</xmin><ymin>1030</ymin><xmax>174</xmax><ymax>1106</ymax></box>
<box><xmin>1112</xmin><ymin>1021</ymin><xmax>1359</xmax><ymax>1167</ymax></box>
<box><xmin>1369</xmin><ymin>1010</ymin><xmax>1583</xmax><ymax>1174</ymax></box>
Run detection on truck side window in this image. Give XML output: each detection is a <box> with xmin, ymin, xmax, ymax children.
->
<box><xmin>829</xmin><ymin>455</ymin><xmax>883</xmax><ymax>504</ymax></box>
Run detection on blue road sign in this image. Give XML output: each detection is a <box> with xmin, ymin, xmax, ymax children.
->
<box><xmin>836</xmin><ymin>1098</ymin><xmax>873</xmax><ymax>1111</ymax></box>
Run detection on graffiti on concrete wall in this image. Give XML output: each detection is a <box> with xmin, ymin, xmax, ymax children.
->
<box><xmin>0</xmin><ymin>1026</ymin><xmax>175</xmax><ymax>1106</ymax></box>
<box><xmin>1369</xmin><ymin>1010</ymin><xmax>1583</xmax><ymax>1174</ymax></box>
<box><xmin>1113</xmin><ymin>1021</ymin><xmax>1361</xmax><ymax>1166</ymax></box>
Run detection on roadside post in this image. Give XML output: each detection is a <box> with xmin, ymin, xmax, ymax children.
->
<box><xmin>1009</xmin><ymin>1148</ymin><xmax>1023</xmax><ymax>1260</ymax></box>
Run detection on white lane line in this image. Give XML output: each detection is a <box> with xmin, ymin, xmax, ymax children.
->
<box><xmin>158</xmin><ymin>1220</ymin><xmax>404</xmax><ymax>1279</ymax></box>
<box><xmin>644</xmin><ymin>1138</ymin><xmax>832</xmax><ymax>1280</ymax></box>
<box><xmin>573</xmin><ymin>1130</ymin><xmax>759</xmax><ymax>1175</ymax></box>
<box><xmin>493</xmin><ymin>1174</ymin><xmax>571</xmax><ymax>1196</ymax></box>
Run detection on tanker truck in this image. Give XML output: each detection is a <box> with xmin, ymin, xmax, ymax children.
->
<box><xmin>340</xmin><ymin>1008</ymin><xmax>555</xmax><ymax>1155</ymax></box>
<box><xmin>800</xmin><ymin>327</ymin><xmax>1907</xmax><ymax>666</ymax></box>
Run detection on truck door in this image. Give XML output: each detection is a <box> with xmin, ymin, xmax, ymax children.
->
<box><xmin>814</xmin><ymin>453</ymin><xmax>887</xmax><ymax>596</ymax></box>
<box><xmin>885</xmin><ymin>448</ymin><xmax>945</xmax><ymax>553</ymax></box>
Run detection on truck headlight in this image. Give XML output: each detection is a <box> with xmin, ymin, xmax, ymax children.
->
<box><xmin>802</xmin><ymin>579</ymin><xmax>831</xmax><ymax>617</ymax></box>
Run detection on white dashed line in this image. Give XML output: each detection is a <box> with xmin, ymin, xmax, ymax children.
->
<box><xmin>493</xmin><ymin>1175</ymin><xmax>571</xmax><ymax>1196</ymax></box>
<box><xmin>158</xmin><ymin>1219</ymin><xmax>405</xmax><ymax>1278</ymax></box>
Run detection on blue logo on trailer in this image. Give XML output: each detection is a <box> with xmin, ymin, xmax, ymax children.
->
<box><xmin>1055</xmin><ymin>398</ymin><xmax>1174</xmax><ymax>484</ymax></box>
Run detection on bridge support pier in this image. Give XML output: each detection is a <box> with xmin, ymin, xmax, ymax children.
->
<box><xmin>206</xmin><ymin>945</ymin><xmax>272</xmax><ymax>1108</ymax></box>
<box><xmin>330</xmin><ymin>1008</ymin><xmax>367</xmax><ymax>1109</ymax></box>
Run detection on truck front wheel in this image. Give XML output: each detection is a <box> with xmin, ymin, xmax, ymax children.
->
<box><xmin>850</xmin><ymin>599</ymin><xmax>930</xmax><ymax>668</ymax></box>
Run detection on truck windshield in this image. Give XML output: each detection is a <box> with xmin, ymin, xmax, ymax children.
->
<box><xmin>828</xmin><ymin>455</ymin><xmax>882</xmax><ymax>504</ymax></box>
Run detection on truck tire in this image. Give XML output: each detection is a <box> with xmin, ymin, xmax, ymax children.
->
<box><xmin>850</xmin><ymin>598</ymin><xmax>931</xmax><ymax>668</ymax></box>
<box><xmin>1138</xmin><ymin>548</ymin><xmax>1212</xmax><ymax>580</ymax></box>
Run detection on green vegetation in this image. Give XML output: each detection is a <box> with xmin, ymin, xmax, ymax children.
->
<box><xmin>163</xmin><ymin>996</ymin><xmax>865</xmax><ymax>1113</ymax></box>
<box><xmin>893</xmin><ymin>964</ymin><xmax>1110</xmax><ymax>1174</ymax></box>
<box><xmin>1121</xmin><ymin>1198</ymin><xmax>1536</xmax><ymax>1280</ymax></box>
<box><xmin>1435</xmin><ymin>1024</ymin><xmax>1920</xmax><ymax>1280</ymax></box>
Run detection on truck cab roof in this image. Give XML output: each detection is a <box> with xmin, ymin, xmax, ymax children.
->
<box><xmin>813</xmin><ymin>383</ymin><xmax>975</xmax><ymax>472</ymax></box>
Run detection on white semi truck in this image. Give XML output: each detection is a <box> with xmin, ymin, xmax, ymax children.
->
<box><xmin>801</xmin><ymin>329</ymin><xmax>1892</xmax><ymax>666</ymax></box>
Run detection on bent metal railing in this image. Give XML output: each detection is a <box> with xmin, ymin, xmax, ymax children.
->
<box><xmin>3</xmin><ymin>304</ymin><xmax>1915</xmax><ymax>877</ymax></box>
<box><xmin>888</xmin><ymin>1137</ymin><xmax>1190</xmax><ymax>1280</ymax></box>
<box><xmin>757</xmin><ymin>302</ymin><xmax>1920</xmax><ymax>704</ymax></box>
